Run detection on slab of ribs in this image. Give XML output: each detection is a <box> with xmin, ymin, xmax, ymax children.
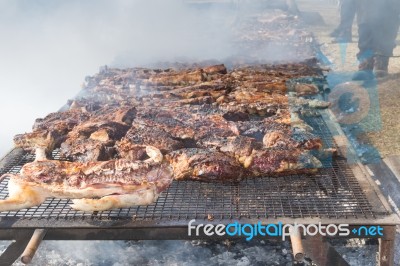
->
<box><xmin>1</xmin><ymin>61</ymin><xmax>333</xmax><ymax>212</ymax></box>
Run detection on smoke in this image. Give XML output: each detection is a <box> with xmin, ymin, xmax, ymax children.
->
<box><xmin>0</xmin><ymin>0</ymin><xmax>238</xmax><ymax>155</ymax></box>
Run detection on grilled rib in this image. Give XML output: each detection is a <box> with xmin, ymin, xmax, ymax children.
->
<box><xmin>0</xmin><ymin>146</ymin><xmax>172</xmax><ymax>212</ymax></box>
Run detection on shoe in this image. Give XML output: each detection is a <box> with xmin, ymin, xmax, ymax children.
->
<box><xmin>358</xmin><ymin>57</ymin><xmax>374</xmax><ymax>71</ymax></box>
<box><xmin>352</xmin><ymin>57</ymin><xmax>375</xmax><ymax>80</ymax></box>
<box><xmin>374</xmin><ymin>56</ymin><xmax>389</xmax><ymax>78</ymax></box>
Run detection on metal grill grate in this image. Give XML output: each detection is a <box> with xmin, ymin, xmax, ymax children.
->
<box><xmin>0</xmin><ymin>116</ymin><xmax>379</xmax><ymax>221</ymax></box>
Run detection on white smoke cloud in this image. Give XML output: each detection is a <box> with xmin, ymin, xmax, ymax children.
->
<box><xmin>0</xmin><ymin>0</ymin><xmax>237</xmax><ymax>154</ymax></box>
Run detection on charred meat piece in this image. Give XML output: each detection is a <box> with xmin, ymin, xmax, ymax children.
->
<box><xmin>91</xmin><ymin>106</ymin><xmax>137</xmax><ymax>125</ymax></box>
<box><xmin>0</xmin><ymin>147</ymin><xmax>173</xmax><ymax>212</ymax></box>
<box><xmin>116</xmin><ymin>121</ymin><xmax>185</xmax><ymax>159</ymax></box>
<box><xmin>14</xmin><ymin>109</ymin><xmax>91</xmax><ymax>153</ymax></box>
<box><xmin>167</xmin><ymin>82</ymin><xmax>229</xmax><ymax>101</ymax></box>
<box><xmin>237</xmin><ymin>120</ymin><xmax>266</xmax><ymax>140</ymax></box>
<box><xmin>60</xmin><ymin>121</ymin><xmax>130</xmax><ymax>162</ymax></box>
<box><xmin>188</xmin><ymin>114</ymin><xmax>240</xmax><ymax>140</ymax></box>
<box><xmin>143</xmin><ymin>65</ymin><xmax>226</xmax><ymax>87</ymax></box>
<box><xmin>237</xmin><ymin>117</ymin><xmax>322</xmax><ymax>150</ymax></box>
<box><xmin>203</xmin><ymin>64</ymin><xmax>227</xmax><ymax>75</ymax></box>
<box><xmin>137</xmin><ymin>111</ymin><xmax>196</xmax><ymax>139</ymax></box>
<box><xmin>166</xmin><ymin>148</ymin><xmax>244</xmax><ymax>182</ymax></box>
<box><xmin>244</xmin><ymin>149</ymin><xmax>322</xmax><ymax>176</ymax></box>
<box><xmin>146</xmin><ymin>69</ymin><xmax>206</xmax><ymax>86</ymax></box>
<box><xmin>60</xmin><ymin>106</ymin><xmax>136</xmax><ymax>162</ymax></box>
<box><xmin>262</xmin><ymin>119</ymin><xmax>323</xmax><ymax>150</ymax></box>
<box><xmin>136</xmin><ymin>107</ymin><xmax>238</xmax><ymax>141</ymax></box>
<box><xmin>218</xmin><ymin>88</ymin><xmax>287</xmax><ymax>116</ymax></box>
<box><xmin>198</xmin><ymin>135</ymin><xmax>261</xmax><ymax>163</ymax></box>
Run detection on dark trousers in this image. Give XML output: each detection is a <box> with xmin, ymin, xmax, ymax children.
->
<box><xmin>338</xmin><ymin>0</ymin><xmax>357</xmax><ymax>32</ymax></box>
<box><xmin>356</xmin><ymin>0</ymin><xmax>400</xmax><ymax>61</ymax></box>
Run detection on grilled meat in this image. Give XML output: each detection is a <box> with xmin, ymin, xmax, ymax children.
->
<box><xmin>0</xmin><ymin>147</ymin><xmax>173</xmax><ymax>212</ymax></box>
<box><xmin>237</xmin><ymin>117</ymin><xmax>322</xmax><ymax>151</ymax></box>
<box><xmin>60</xmin><ymin>107</ymin><xmax>136</xmax><ymax>162</ymax></box>
<box><xmin>244</xmin><ymin>149</ymin><xmax>322</xmax><ymax>176</ymax></box>
<box><xmin>262</xmin><ymin>119</ymin><xmax>323</xmax><ymax>150</ymax></box>
<box><xmin>166</xmin><ymin>148</ymin><xmax>244</xmax><ymax>182</ymax></box>
<box><xmin>218</xmin><ymin>88</ymin><xmax>287</xmax><ymax>116</ymax></box>
<box><xmin>11</xmin><ymin>62</ymin><xmax>326</xmax><ymax>188</ymax></box>
<box><xmin>198</xmin><ymin>135</ymin><xmax>261</xmax><ymax>164</ymax></box>
<box><xmin>60</xmin><ymin>121</ymin><xmax>130</xmax><ymax>162</ymax></box>
<box><xmin>146</xmin><ymin>69</ymin><xmax>206</xmax><ymax>86</ymax></box>
<box><xmin>14</xmin><ymin>109</ymin><xmax>91</xmax><ymax>154</ymax></box>
<box><xmin>188</xmin><ymin>114</ymin><xmax>240</xmax><ymax>140</ymax></box>
<box><xmin>137</xmin><ymin>112</ymin><xmax>196</xmax><ymax>140</ymax></box>
<box><xmin>116</xmin><ymin>121</ymin><xmax>185</xmax><ymax>159</ymax></box>
<box><xmin>203</xmin><ymin>64</ymin><xmax>227</xmax><ymax>75</ymax></box>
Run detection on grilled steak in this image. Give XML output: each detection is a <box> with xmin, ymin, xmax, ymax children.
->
<box><xmin>237</xmin><ymin>118</ymin><xmax>322</xmax><ymax>151</ymax></box>
<box><xmin>218</xmin><ymin>88</ymin><xmax>287</xmax><ymax>116</ymax></box>
<box><xmin>60</xmin><ymin>107</ymin><xmax>136</xmax><ymax>162</ymax></box>
<box><xmin>0</xmin><ymin>147</ymin><xmax>172</xmax><ymax>212</ymax></box>
<box><xmin>244</xmin><ymin>149</ymin><xmax>322</xmax><ymax>176</ymax></box>
<box><xmin>14</xmin><ymin>109</ymin><xmax>91</xmax><ymax>154</ymax></box>
<box><xmin>198</xmin><ymin>135</ymin><xmax>261</xmax><ymax>163</ymax></box>
<box><xmin>116</xmin><ymin>121</ymin><xmax>185</xmax><ymax>159</ymax></box>
<box><xmin>166</xmin><ymin>148</ymin><xmax>245</xmax><ymax>182</ymax></box>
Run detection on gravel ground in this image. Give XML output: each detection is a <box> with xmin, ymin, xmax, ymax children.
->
<box><xmin>0</xmin><ymin>238</ymin><xmax>385</xmax><ymax>266</ymax></box>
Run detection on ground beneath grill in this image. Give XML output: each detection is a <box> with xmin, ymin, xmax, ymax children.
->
<box><xmin>1</xmin><ymin>239</ymin><xmax>381</xmax><ymax>266</ymax></box>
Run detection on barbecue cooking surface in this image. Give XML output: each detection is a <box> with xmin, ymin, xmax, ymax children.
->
<box><xmin>0</xmin><ymin>116</ymin><xmax>381</xmax><ymax>220</ymax></box>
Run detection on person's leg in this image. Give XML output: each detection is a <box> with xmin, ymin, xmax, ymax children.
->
<box><xmin>357</xmin><ymin>1</ymin><xmax>375</xmax><ymax>68</ymax></box>
<box><xmin>352</xmin><ymin>0</ymin><xmax>375</xmax><ymax>79</ymax></box>
<box><xmin>372</xmin><ymin>0</ymin><xmax>400</xmax><ymax>77</ymax></box>
<box><xmin>330</xmin><ymin>0</ymin><xmax>343</xmax><ymax>37</ymax></box>
<box><xmin>338</xmin><ymin>0</ymin><xmax>356</xmax><ymax>35</ymax></box>
<box><xmin>332</xmin><ymin>0</ymin><xmax>357</xmax><ymax>41</ymax></box>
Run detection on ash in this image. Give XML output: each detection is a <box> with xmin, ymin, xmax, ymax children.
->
<box><xmin>9</xmin><ymin>240</ymin><xmax>292</xmax><ymax>266</ymax></box>
<box><xmin>4</xmin><ymin>238</ymin><xmax>384</xmax><ymax>266</ymax></box>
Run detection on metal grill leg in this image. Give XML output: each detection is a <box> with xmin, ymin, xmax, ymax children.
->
<box><xmin>0</xmin><ymin>230</ymin><xmax>34</xmax><ymax>266</ymax></box>
<box><xmin>379</xmin><ymin>226</ymin><xmax>396</xmax><ymax>266</ymax></box>
<box><xmin>303</xmin><ymin>235</ymin><xmax>349</xmax><ymax>266</ymax></box>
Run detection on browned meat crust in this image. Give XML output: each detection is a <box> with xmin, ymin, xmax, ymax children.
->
<box><xmin>166</xmin><ymin>148</ymin><xmax>245</xmax><ymax>182</ymax></box>
<box><xmin>14</xmin><ymin>109</ymin><xmax>92</xmax><ymax>152</ymax></box>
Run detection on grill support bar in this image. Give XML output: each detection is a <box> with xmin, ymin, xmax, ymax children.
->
<box><xmin>379</xmin><ymin>226</ymin><xmax>396</xmax><ymax>266</ymax></box>
<box><xmin>303</xmin><ymin>234</ymin><xmax>350</xmax><ymax>266</ymax></box>
<box><xmin>0</xmin><ymin>230</ymin><xmax>34</xmax><ymax>266</ymax></box>
<box><xmin>21</xmin><ymin>229</ymin><xmax>47</xmax><ymax>264</ymax></box>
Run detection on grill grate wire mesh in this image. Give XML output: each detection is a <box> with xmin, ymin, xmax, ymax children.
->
<box><xmin>0</xmin><ymin>115</ymin><xmax>379</xmax><ymax>221</ymax></box>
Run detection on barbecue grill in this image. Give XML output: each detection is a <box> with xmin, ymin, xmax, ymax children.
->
<box><xmin>0</xmin><ymin>2</ymin><xmax>398</xmax><ymax>265</ymax></box>
<box><xmin>0</xmin><ymin>109</ymin><xmax>398</xmax><ymax>266</ymax></box>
